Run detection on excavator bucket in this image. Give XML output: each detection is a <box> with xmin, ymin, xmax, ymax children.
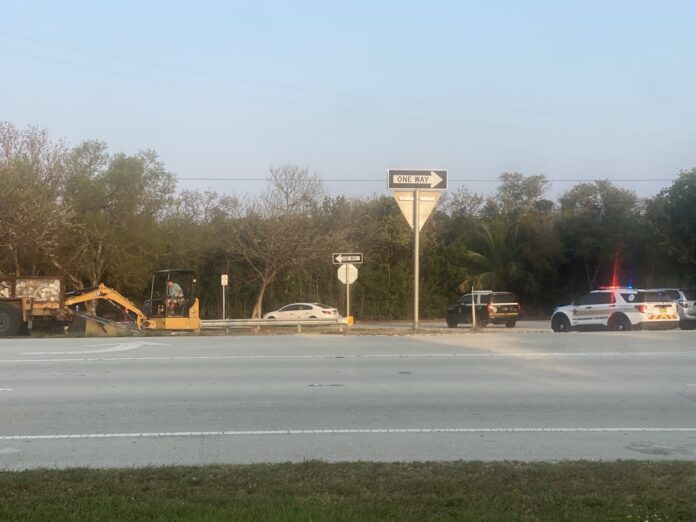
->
<box><xmin>68</xmin><ymin>312</ymin><xmax>140</xmax><ymax>337</ymax></box>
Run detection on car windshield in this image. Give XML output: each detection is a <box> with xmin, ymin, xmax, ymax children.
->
<box><xmin>490</xmin><ymin>293</ymin><xmax>516</xmax><ymax>304</ymax></box>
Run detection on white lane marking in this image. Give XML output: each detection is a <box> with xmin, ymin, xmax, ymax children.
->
<box><xmin>2</xmin><ymin>351</ymin><xmax>696</xmax><ymax>364</ymax></box>
<box><xmin>686</xmin><ymin>384</ymin><xmax>696</xmax><ymax>387</ymax></box>
<box><xmin>0</xmin><ymin>388</ymin><xmax>13</xmax><ymax>392</ymax></box>
<box><xmin>0</xmin><ymin>447</ymin><xmax>21</xmax><ymax>454</ymax></box>
<box><xmin>2</xmin><ymin>427</ymin><xmax>696</xmax><ymax>441</ymax></box>
<box><xmin>22</xmin><ymin>341</ymin><xmax>168</xmax><ymax>356</ymax></box>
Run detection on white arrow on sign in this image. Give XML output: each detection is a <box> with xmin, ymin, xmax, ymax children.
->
<box><xmin>426</xmin><ymin>171</ymin><xmax>445</xmax><ymax>188</ymax></box>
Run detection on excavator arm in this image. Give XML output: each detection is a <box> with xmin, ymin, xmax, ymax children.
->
<box><xmin>64</xmin><ymin>284</ymin><xmax>147</xmax><ymax>329</ymax></box>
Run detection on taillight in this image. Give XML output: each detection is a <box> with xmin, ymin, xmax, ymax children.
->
<box><xmin>679</xmin><ymin>300</ymin><xmax>687</xmax><ymax>308</ymax></box>
<box><xmin>487</xmin><ymin>304</ymin><xmax>494</xmax><ymax>314</ymax></box>
<box><xmin>322</xmin><ymin>310</ymin><xmax>332</xmax><ymax>315</ymax></box>
<box><xmin>634</xmin><ymin>304</ymin><xmax>646</xmax><ymax>313</ymax></box>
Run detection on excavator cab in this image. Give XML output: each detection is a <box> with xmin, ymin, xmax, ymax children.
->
<box><xmin>146</xmin><ymin>269</ymin><xmax>197</xmax><ymax>317</ymax></box>
<box><xmin>142</xmin><ymin>269</ymin><xmax>201</xmax><ymax>332</ymax></box>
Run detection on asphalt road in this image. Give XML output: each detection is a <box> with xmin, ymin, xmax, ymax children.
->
<box><xmin>2</xmin><ymin>326</ymin><xmax>696</xmax><ymax>469</ymax></box>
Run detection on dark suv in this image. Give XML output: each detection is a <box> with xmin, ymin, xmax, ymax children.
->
<box><xmin>446</xmin><ymin>291</ymin><xmax>520</xmax><ymax>328</ymax></box>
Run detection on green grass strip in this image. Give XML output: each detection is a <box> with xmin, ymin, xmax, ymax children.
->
<box><xmin>1</xmin><ymin>461</ymin><xmax>695</xmax><ymax>521</ymax></box>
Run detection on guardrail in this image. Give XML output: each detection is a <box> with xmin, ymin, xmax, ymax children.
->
<box><xmin>201</xmin><ymin>317</ymin><xmax>349</xmax><ymax>333</ymax></box>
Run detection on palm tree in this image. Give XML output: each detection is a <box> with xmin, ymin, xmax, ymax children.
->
<box><xmin>459</xmin><ymin>219</ymin><xmax>537</xmax><ymax>294</ymax></box>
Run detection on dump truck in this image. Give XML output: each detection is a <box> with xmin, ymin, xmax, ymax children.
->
<box><xmin>0</xmin><ymin>276</ymin><xmax>70</xmax><ymax>336</ymax></box>
<box><xmin>0</xmin><ymin>269</ymin><xmax>201</xmax><ymax>337</ymax></box>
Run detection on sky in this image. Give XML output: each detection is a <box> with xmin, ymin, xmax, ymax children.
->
<box><xmin>2</xmin><ymin>0</ymin><xmax>695</xmax><ymax>201</ymax></box>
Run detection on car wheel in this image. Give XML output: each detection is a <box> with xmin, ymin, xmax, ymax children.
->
<box><xmin>608</xmin><ymin>315</ymin><xmax>631</xmax><ymax>332</ymax></box>
<box><xmin>446</xmin><ymin>317</ymin><xmax>457</xmax><ymax>328</ymax></box>
<box><xmin>505</xmin><ymin>320</ymin><xmax>516</xmax><ymax>328</ymax></box>
<box><xmin>551</xmin><ymin>314</ymin><xmax>570</xmax><ymax>333</ymax></box>
<box><xmin>0</xmin><ymin>304</ymin><xmax>21</xmax><ymax>337</ymax></box>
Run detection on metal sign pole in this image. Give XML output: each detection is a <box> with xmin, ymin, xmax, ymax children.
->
<box><xmin>347</xmin><ymin>277</ymin><xmax>351</xmax><ymax>323</ymax></box>
<box><xmin>220</xmin><ymin>274</ymin><xmax>229</xmax><ymax>320</ymax></box>
<box><xmin>414</xmin><ymin>189</ymin><xmax>420</xmax><ymax>330</ymax></box>
<box><xmin>471</xmin><ymin>285</ymin><xmax>476</xmax><ymax>328</ymax></box>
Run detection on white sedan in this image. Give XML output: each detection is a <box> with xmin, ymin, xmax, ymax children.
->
<box><xmin>263</xmin><ymin>303</ymin><xmax>340</xmax><ymax>320</ymax></box>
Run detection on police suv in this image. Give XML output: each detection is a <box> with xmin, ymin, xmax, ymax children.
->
<box><xmin>551</xmin><ymin>287</ymin><xmax>679</xmax><ymax>332</ymax></box>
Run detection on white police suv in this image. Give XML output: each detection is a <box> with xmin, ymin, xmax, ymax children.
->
<box><xmin>551</xmin><ymin>287</ymin><xmax>679</xmax><ymax>332</ymax></box>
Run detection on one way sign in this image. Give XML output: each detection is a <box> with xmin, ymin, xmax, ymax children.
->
<box><xmin>388</xmin><ymin>169</ymin><xmax>447</xmax><ymax>190</ymax></box>
<box><xmin>332</xmin><ymin>252</ymin><xmax>363</xmax><ymax>265</ymax></box>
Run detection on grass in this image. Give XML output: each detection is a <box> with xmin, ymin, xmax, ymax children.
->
<box><xmin>1</xmin><ymin>461</ymin><xmax>695</xmax><ymax>521</ymax></box>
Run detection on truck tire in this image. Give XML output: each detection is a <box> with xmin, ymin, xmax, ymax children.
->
<box><xmin>446</xmin><ymin>317</ymin><xmax>457</xmax><ymax>328</ymax></box>
<box><xmin>0</xmin><ymin>304</ymin><xmax>21</xmax><ymax>337</ymax></box>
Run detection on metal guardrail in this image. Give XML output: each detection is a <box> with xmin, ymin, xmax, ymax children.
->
<box><xmin>201</xmin><ymin>317</ymin><xmax>349</xmax><ymax>332</ymax></box>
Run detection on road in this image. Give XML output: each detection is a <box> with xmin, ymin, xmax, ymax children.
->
<box><xmin>1</xmin><ymin>326</ymin><xmax>696</xmax><ymax>469</ymax></box>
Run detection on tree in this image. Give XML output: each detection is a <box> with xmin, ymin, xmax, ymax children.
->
<box><xmin>557</xmin><ymin>180</ymin><xmax>641</xmax><ymax>292</ymax></box>
<box><xmin>646</xmin><ymin>168</ymin><xmax>696</xmax><ymax>285</ymax></box>
<box><xmin>0</xmin><ymin>123</ymin><xmax>72</xmax><ymax>276</ymax></box>
<box><xmin>229</xmin><ymin>165</ymin><xmax>350</xmax><ymax>318</ymax></box>
<box><xmin>58</xmin><ymin>145</ymin><xmax>176</xmax><ymax>294</ymax></box>
<box><xmin>485</xmin><ymin>172</ymin><xmax>551</xmax><ymax>217</ymax></box>
<box><xmin>458</xmin><ymin>219</ymin><xmax>538</xmax><ymax>295</ymax></box>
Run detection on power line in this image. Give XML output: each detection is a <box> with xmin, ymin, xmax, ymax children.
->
<box><xmin>0</xmin><ymin>31</ymin><xmax>687</xmax><ymax>121</ymax></box>
<box><xmin>3</xmin><ymin>50</ymin><xmax>695</xmax><ymax>138</ymax></box>
<box><xmin>178</xmin><ymin>177</ymin><xmax>681</xmax><ymax>183</ymax></box>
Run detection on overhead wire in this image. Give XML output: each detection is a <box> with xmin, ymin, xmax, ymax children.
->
<box><xmin>177</xmin><ymin>177</ymin><xmax>681</xmax><ymax>183</ymax></box>
<box><xmin>0</xmin><ymin>31</ymin><xmax>687</xmax><ymax>121</ymax></box>
<box><xmin>2</xmin><ymin>46</ymin><xmax>694</xmax><ymax>138</ymax></box>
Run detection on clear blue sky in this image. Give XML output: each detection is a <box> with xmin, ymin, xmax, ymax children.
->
<box><xmin>2</xmin><ymin>0</ymin><xmax>695</xmax><ymax>199</ymax></box>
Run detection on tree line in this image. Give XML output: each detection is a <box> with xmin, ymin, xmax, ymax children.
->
<box><xmin>1</xmin><ymin>122</ymin><xmax>695</xmax><ymax>320</ymax></box>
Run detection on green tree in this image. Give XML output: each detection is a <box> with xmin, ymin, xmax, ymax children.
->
<box><xmin>646</xmin><ymin>168</ymin><xmax>696</xmax><ymax>285</ymax></box>
<box><xmin>458</xmin><ymin>219</ymin><xmax>538</xmax><ymax>295</ymax></box>
<box><xmin>0</xmin><ymin>123</ymin><xmax>71</xmax><ymax>276</ymax></box>
<box><xmin>557</xmin><ymin>180</ymin><xmax>642</xmax><ymax>292</ymax></box>
<box><xmin>59</xmin><ymin>145</ymin><xmax>176</xmax><ymax>294</ymax></box>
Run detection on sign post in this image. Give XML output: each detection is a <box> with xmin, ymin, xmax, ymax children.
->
<box><xmin>221</xmin><ymin>274</ymin><xmax>228</xmax><ymax>319</ymax></box>
<box><xmin>337</xmin><ymin>263</ymin><xmax>358</xmax><ymax>325</ymax></box>
<box><xmin>388</xmin><ymin>169</ymin><xmax>448</xmax><ymax>330</ymax></box>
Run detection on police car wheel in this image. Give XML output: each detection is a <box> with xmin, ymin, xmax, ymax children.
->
<box><xmin>551</xmin><ymin>314</ymin><xmax>570</xmax><ymax>333</ymax></box>
<box><xmin>609</xmin><ymin>315</ymin><xmax>631</xmax><ymax>332</ymax></box>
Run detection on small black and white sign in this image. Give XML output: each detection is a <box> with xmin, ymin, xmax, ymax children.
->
<box><xmin>388</xmin><ymin>169</ymin><xmax>448</xmax><ymax>190</ymax></box>
<box><xmin>332</xmin><ymin>253</ymin><xmax>364</xmax><ymax>265</ymax></box>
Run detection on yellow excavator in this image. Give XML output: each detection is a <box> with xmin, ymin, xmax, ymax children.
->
<box><xmin>66</xmin><ymin>269</ymin><xmax>201</xmax><ymax>336</ymax></box>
